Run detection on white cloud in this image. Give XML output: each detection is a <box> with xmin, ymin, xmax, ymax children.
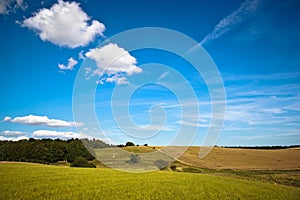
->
<box><xmin>105</xmin><ymin>74</ymin><xmax>129</xmax><ymax>85</ymax></box>
<box><xmin>3</xmin><ymin>116</ymin><xmax>11</xmax><ymax>122</ymax></box>
<box><xmin>58</xmin><ymin>57</ymin><xmax>78</xmax><ymax>70</ymax></box>
<box><xmin>0</xmin><ymin>135</ymin><xmax>29</xmax><ymax>141</ymax></box>
<box><xmin>4</xmin><ymin>115</ymin><xmax>84</xmax><ymax>127</ymax></box>
<box><xmin>0</xmin><ymin>130</ymin><xmax>26</xmax><ymax>136</ymax></box>
<box><xmin>85</xmin><ymin>43</ymin><xmax>142</xmax><ymax>85</ymax></box>
<box><xmin>32</xmin><ymin>130</ymin><xmax>79</xmax><ymax>139</ymax></box>
<box><xmin>22</xmin><ymin>0</ymin><xmax>105</xmax><ymax>48</ymax></box>
<box><xmin>0</xmin><ymin>0</ymin><xmax>27</xmax><ymax>15</ymax></box>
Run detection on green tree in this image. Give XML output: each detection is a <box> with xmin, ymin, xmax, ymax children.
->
<box><xmin>125</xmin><ymin>142</ymin><xmax>135</xmax><ymax>147</ymax></box>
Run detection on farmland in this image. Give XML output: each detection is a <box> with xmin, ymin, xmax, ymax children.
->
<box><xmin>1</xmin><ymin>162</ymin><xmax>300</xmax><ymax>200</ymax></box>
<box><xmin>93</xmin><ymin>146</ymin><xmax>300</xmax><ymax>187</ymax></box>
<box><xmin>176</xmin><ymin>146</ymin><xmax>300</xmax><ymax>170</ymax></box>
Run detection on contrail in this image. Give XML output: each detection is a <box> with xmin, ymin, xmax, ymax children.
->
<box><xmin>189</xmin><ymin>0</ymin><xmax>262</xmax><ymax>52</ymax></box>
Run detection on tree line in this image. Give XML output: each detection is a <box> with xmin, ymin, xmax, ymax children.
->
<box><xmin>0</xmin><ymin>138</ymin><xmax>153</xmax><ymax>168</ymax></box>
<box><xmin>0</xmin><ymin>138</ymin><xmax>107</xmax><ymax>165</ymax></box>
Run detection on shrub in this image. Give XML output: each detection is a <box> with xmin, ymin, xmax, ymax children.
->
<box><xmin>71</xmin><ymin>157</ymin><xmax>96</xmax><ymax>168</ymax></box>
<box><xmin>85</xmin><ymin>162</ymin><xmax>96</xmax><ymax>168</ymax></box>
<box><xmin>170</xmin><ymin>165</ymin><xmax>177</xmax><ymax>171</ymax></box>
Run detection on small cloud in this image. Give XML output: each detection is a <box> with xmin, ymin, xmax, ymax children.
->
<box><xmin>0</xmin><ymin>0</ymin><xmax>27</xmax><ymax>15</ymax></box>
<box><xmin>85</xmin><ymin>43</ymin><xmax>142</xmax><ymax>85</ymax></box>
<box><xmin>32</xmin><ymin>130</ymin><xmax>79</xmax><ymax>139</ymax></box>
<box><xmin>0</xmin><ymin>130</ymin><xmax>26</xmax><ymax>137</ymax></box>
<box><xmin>104</xmin><ymin>74</ymin><xmax>129</xmax><ymax>85</ymax></box>
<box><xmin>58</xmin><ymin>57</ymin><xmax>78</xmax><ymax>70</ymax></box>
<box><xmin>3</xmin><ymin>116</ymin><xmax>12</xmax><ymax>122</ymax></box>
<box><xmin>3</xmin><ymin>114</ymin><xmax>84</xmax><ymax>128</ymax></box>
<box><xmin>21</xmin><ymin>0</ymin><xmax>105</xmax><ymax>48</ymax></box>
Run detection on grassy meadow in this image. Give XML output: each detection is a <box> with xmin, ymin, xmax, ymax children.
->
<box><xmin>1</xmin><ymin>162</ymin><xmax>300</xmax><ymax>200</ymax></box>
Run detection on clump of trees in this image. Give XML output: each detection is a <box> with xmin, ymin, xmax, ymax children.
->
<box><xmin>116</xmin><ymin>142</ymin><xmax>150</xmax><ymax>147</ymax></box>
<box><xmin>0</xmin><ymin>138</ymin><xmax>110</xmax><ymax>166</ymax></box>
<box><xmin>82</xmin><ymin>138</ymin><xmax>113</xmax><ymax>148</ymax></box>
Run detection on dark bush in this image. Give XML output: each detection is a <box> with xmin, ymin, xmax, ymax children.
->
<box><xmin>170</xmin><ymin>165</ymin><xmax>177</xmax><ymax>171</ymax></box>
<box><xmin>125</xmin><ymin>142</ymin><xmax>135</xmax><ymax>147</ymax></box>
<box><xmin>71</xmin><ymin>157</ymin><xmax>96</xmax><ymax>168</ymax></box>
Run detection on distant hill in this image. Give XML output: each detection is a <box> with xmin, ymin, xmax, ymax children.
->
<box><xmin>221</xmin><ymin>145</ymin><xmax>300</xmax><ymax>150</ymax></box>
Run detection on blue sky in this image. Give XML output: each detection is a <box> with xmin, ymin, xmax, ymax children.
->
<box><xmin>0</xmin><ymin>0</ymin><xmax>299</xmax><ymax>146</ymax></box>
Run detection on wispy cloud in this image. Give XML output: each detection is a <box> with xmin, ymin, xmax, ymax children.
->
<box><xmin>223</xmin><ymin>72</ymin><xmax>300</xmax><ymax>82</ymax></box>
<box><xmin>175</xmin><ymin>120</ymin><xmax>209</xmax><ymax>128</ymax></box>
<box><xmin>0</xmin><ymin>130</ymin><xmax>26</xmax><ymax>137</ymax></box>
<box><xmin>219</xmin><ymin>72</ymin><xmax>300</xmax><ymax>141</ymax></box>
<box><xmin>190</xmin><ymin>0</ymin><xmax>262</xmax><ymax>51</ymax></box>
<box><xmin>201</xmin><ymin>0</ymin><xmax>261</xmax><ymax>45</ymax></box>
<box><xmin>157</xmin><ymin>72</ymin><xmax>169</xmax><ymax>81</ymax></box>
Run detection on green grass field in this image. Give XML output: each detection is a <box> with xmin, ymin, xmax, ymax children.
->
<box><xmin>1</xmin><ymin>163</ymin><xmax>300</xmax><ymax>199</ymax></box>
